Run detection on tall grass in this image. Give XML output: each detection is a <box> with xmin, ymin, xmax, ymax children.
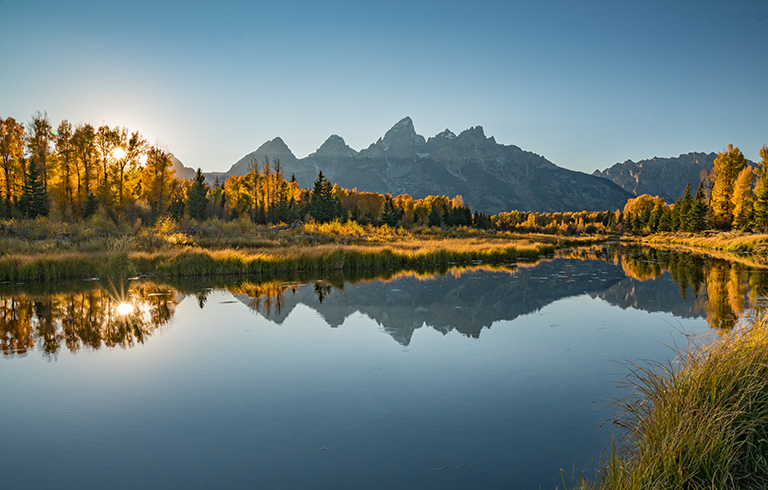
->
<box><xmin>575</xmin><ymin>321</ymin><xmax>768</xmax><ymax>490</ymax></box>
<box><xmin>153</xmin><ymin>240</ymin><xmax>552</xmax><ymax>278</ymax></box>
<box><xmin>0</xmin><ymin>235</ymin><xmax>554</xmax><ymax>282</ymax></box>
<box><xmin>634</xmin><ymin>232</ymin><xmax>768</xmax><ymax>254</ymax></box>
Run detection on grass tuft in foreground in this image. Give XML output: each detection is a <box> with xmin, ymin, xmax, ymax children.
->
<box><xmin>574</xmin><ymin>321</ymin><xmax>768</xmax><ymax>490</ymax></box>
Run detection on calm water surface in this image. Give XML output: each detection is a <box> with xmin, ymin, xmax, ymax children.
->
<box><xmin>2</xmin><ymin>246</ymin><xmax>766</xmax><ymax>489</ymax></box>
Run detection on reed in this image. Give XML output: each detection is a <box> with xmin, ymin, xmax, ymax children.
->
<box><xmin>152</xmin><ymin>239</ymin><xmax>553</xmax><ymax>278</ymax></box>
<box><xmin>633</xmin><ymin>232</ymin><xmax>768</xmax><ymax>254</ymax></box>
<box><xmin>0</xmin><ymin>236</ymin><xmax>554</xmax><ymax>283</ymax></box>
<box><xmin>571</xmin><ymin>320</ymin><xmax>768</xmax><ymax>490</ymax></box>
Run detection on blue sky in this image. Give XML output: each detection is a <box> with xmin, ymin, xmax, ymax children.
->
<box><xmin>1</xmin><ymin>0</ymin><xmax>766</xmax><ymax>173</ymax></box>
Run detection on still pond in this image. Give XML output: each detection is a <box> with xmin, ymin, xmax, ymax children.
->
<box><xmin>2</xmin><ymin>245</ymin><xmax>766</xmax><ymax>489</ymax></box>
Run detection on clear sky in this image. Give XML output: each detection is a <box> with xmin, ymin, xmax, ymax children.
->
<box><xmin>1</xmin><ymin>0</ymin><xmax>766</xmax><ymax>173</ymax></box>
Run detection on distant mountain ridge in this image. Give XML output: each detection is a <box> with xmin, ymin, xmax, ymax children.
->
<box><xmin>593</xmin><ymin>152</ymin><xmax>758</xmax><ymax>203</ymax></box>
<box><xmin>592</xmin><ymin>152</ymin><xmax>717</xmax><ymax>203</ymax></box>
<box><xmin>204</xmin><ymin>117</ymin><xmax>632</xmax><ymax>213</ymax></box>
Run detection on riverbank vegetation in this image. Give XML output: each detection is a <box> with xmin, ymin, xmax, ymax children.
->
<box><xmin>0</xmin><ymin>215</ymin><xmax>561</xmax><ymax>281</ymax></box>
<box><xmin>3</xmin><ymin>112</ymin><xmax>768</xmax><ymax>282</ymax></box>
<box><xmin>571</xmin><ymin>319</ymin><xmax>768</xmax><ymax>490</ymax></box>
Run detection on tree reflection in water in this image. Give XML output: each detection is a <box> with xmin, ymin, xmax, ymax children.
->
<box><xmin>0</xmin><ymin>281</ymin><xmax>178</xmax><ymax>358</ymax></box>
<box><xmin>565</xmin><ymin>245</ymin><xmax>768</xmax><ymax>331</ymax></box>
<box><xmin>3</xmin><ymin>246</ymin><xmax>768</xmax><ymax>357</ymax></box>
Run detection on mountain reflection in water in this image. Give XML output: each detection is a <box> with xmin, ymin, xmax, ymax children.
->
<box><xmin>2</xmin><ymin>245</ymin><xmax>767</xmax><ymax>357</ymax></box>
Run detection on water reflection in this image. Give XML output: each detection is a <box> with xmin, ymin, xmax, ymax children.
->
<box><xmin>564</xmin><ymin>246</ymin><xmax>768</xmax><ymax>330</ymax></box>
<box><xmin>2</xmin><ymin>245</ymin><xmax>768</xmax><ymax>357</ymax></box>
<box><xmin>0</xmin><ymin>282</ymin><xmax>178</xmax><ymax>358</ymax></box>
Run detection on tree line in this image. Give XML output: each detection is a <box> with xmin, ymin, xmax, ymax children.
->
<box><xmin>3</xmin><ymin>113</ymin><xmax>765</xmax><ymax>234</ymax></box>
<box><xmin>622</xmin><ymin>144</ymin><xmax>768</xmax><ymax>234</ymax></box>
<box><xmin>0</xmin><ymin>113</ymin><xmax>479</xmax><ymax>228</ymax></box>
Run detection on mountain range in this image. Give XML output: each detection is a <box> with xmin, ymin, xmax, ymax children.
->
<box><xmin>199</xmin><ymin>117</ymin><xmax>633</xmax><ymax>214</ymax></box>
<box><xmin>592</xmin><ymin>152</ymin><xmax>716</xmax><ymax>203</ymax></box>
<box><xmin>593</xmin><ymin>152</ymin><xmax>758</xmax><ymax>203</ymax></box>
<box><xmin>172</xmin><ymin>117</ymin><xmax>746</xmax><ymax>213</ymax></box>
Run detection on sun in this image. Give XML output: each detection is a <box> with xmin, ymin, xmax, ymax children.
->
<box><xmin>112</xmin><ymin>147</ymin><xmax>126</xmax><ymax>160</ymax></box>
<box><xmin>116</xmin><ymin>302</ymin><xmax>134</xmax><ymax>316</ymax></box>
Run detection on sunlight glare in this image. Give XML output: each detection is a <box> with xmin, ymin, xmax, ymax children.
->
<box><xmin>138</xmin><ymin>154</ymin><xmax>148</xmax><ymax>165</ymax></box>
<box><xmin>116</xmin><ymin>302</ymin><xmax>134</xmax><ymax>316</ymax></box>
<box><xmin>112</xmin><ymin>147</ymin><xmax>126</xmax><ymax>160</ymax></box>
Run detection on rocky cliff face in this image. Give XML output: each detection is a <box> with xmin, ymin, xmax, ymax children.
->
<box><xmin>592</xmin><ymin>152</ymin><xmax>717</xmax><ymax>203</ymax></box>
<box><xmin>214</xmin><ymin>117</ymin><xmax>633</xmax><ymax>213</ymax></box>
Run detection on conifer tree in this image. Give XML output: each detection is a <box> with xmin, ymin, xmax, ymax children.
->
<box><xmin>18</xmin><ymin>160</ymin><xmax>50</xmax><ymax>218</ymax></box>
<box><xmin>378</xmin><ymin>195</ymin><xmax>400</xmax><ymax>226</ymax></box>
<box><xmin>187</xmin><ymin>168</ymin><xmax>209</xmax><ymax>220</ymax></box>
<box><xmin>82</xmin><ymin>192</ymin><xmax>98</xmax><ymax>219</ymax></box>
<box><xmin>427</xmin><ymin>206</ymin><xmax>442</xmax><ymax>227</ymax></box>
<box><xmin>677</xmin><ymin>183</ymin><xmax>693</xmax><ymax>231</ymax></box>
<box><xmin>309</xmin><ymin>171</ymin><xmax>337</xmax><ymax>223</ymax></box>
<box><xmin>689</xmin><ymin>183</ymin><xmax>709</xmax><ymax>232</ymax></box>
<box><xmin>658</xmin><ymin>207</ymin><xmax>673</xmax><ymax>232</ymax></box>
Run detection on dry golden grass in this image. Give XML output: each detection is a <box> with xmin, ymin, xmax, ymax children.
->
<box><xmin>571</xmin><ymin>321</ymin><xmax>768</xmax><ymax>490</ymax></box>
<box><xmin>632</xmin><ymin>232</ymin><xmax>768</xmax><ymax>254</ymax></box>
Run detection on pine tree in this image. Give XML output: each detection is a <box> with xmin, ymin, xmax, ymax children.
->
<box><xmin>689</xmin><ymin>183</ymin><xmax>709</xmax><ymax>232</ymax></box>
<box><xmin>18</xmin><ymin>161</ymin><xmax>50</xmax><ymax>218</ymax></box>
<box><xmin>378</xmin><ymin>195</ymin><xmax>399</xmax><ymax>226</ymax></box>
<box><xmin>309</xmin><ymin>171</ymin><xmax>338</xmax><ymax>223</ymax></box>
<box><xmin>82</xmin><ymin>192</ymin><xmax>98</xmax><ymax>219</ymax></box>
<box><xmin>649</xmin><ymin>202</ymin><xmax>664</xmax><ymax>232</ymax></box>
<box><xmin>678</xmin><ymin>183</ymin><xmax>693</xmax><ymax>231</ymax></box>
<box><xmin>658</xmin><ymin>207</ymin><xmax>673</xmax><ymax>232</ymax></box>
<box><xmin>187</xmin><ymin>168</ymin><xmax>209</xmax><ymax>220</ymax></box>
<box><xmin>427</xmin><ymin>206</ymin><xmax>442</xmax><ymax>227</ymax></box>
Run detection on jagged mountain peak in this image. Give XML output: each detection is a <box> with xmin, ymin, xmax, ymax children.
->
<box><xmin>382</xmin><ymin>116</ymin><xmax>419</xmax><ymax>142</ymax></box>
<box><xmin>436</xmin><ymin>129</ymin><xmax>457</xmax><ymax>140</ymax></box>
<box><xmin>255</xmin><ymin>136</ymin><xmax>293</xmax><ymax>155</ymax></box>
<box><xmin>362</xmin><ymin>116</ymin><xmax>426</xmax><ymax>159</ymax></box>
<box><xmin>391</xmin><ymin>116</ymin><xmax>414</xmax><ymax>131</ymax></box>
<box><xmin>311</xmin><ymin>134</ymin><xmax>357</xmax><ymax>159</ymax></box>
<box><xmin>458</xmin><ymin>126</ymin><xmax>487</xmax><ymax>141</ymax></box>
<box><xmin>217</xmin><ymin>117</ymin><xmax>633</xmax><ymax>213</ymax></box>
<box><xmin>593</xmin><ymin>151</ymin><xmax>732</xmax><ymax>203</ymax></box>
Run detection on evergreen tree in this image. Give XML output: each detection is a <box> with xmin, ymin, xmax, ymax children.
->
<box><xmin>676</xmin><ymin>183</ymin><xmax>693</xmax><ymax>231</ymax></box>
<box><xmin>309</xmin><ymin>171</ymin><xmax>338</xmax><ymax>223</ymax></box>
<box><xmin>649</xmin><ymin>202</ymin><xmax>664</xmax><ymax>232</ymax></box>
<box><xmin>658</xmin><ymin>207</ymin><xmax>673</xmax><ymax>232</ymax></box>
<box><xmin>427</xmin><ymin>206</ymin><xmax>442</xmax><ymax>227</ymax></box>
<box><xmin>187</xmin><ymin>168</ymin><xmax>209</xmax><ymax>220</ymax></box>
<box><xmin>378</xmin><ymin>195</ymin><xmax>400</xmax><ymax>226</ymax></box>
<box><xmin>689</xmin><ymin>183</ymin><xmax>709</xmax><ymax>232</ymax></box>
<box><xmin>18</xmin><ymin>161</ymin><xmax>50</xmax><ymax>218</ymax></box>
<box><xmin>350</xmin><ymin>205</ymin><xmax>361</xmax><ymax>223</ymax></box>
<box><xmin>82</xmin><ymin>192</ymin><xmax>98</xmax><ymax>219</ymax></box>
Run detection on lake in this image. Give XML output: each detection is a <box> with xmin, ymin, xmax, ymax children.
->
<box><xmin>2</xmin><ymin>245</ymin><xmax>766</xmax><ymax>489</ymax></box>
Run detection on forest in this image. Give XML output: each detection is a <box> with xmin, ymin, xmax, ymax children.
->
<box><xmin>2</xmin><ymin>113</ymin><xmax>767</xmax><ymax>237</ymax></box>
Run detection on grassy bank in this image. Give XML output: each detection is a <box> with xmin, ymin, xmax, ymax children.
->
<box><xmin>0</xmin><ymin>235</ymin><xmax>556</xmax><ymax>282</ymax></box>
<box><xmin>630</xmin><ymin>231</ymin><xmax>768</xmax><ymax>254</ymax></box>
<box><xmin>573</xmin><ymin>321</ymin><xmax>768</xmax><ymax>490</ymax></box>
